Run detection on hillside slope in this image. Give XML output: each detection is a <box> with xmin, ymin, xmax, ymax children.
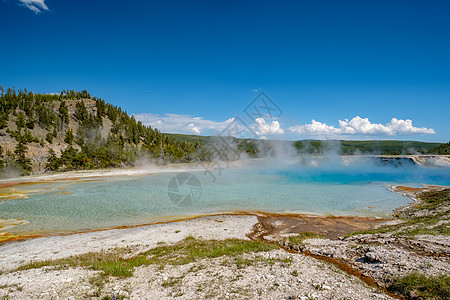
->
<box><xmin>0</xmin><ymin>88</ymin><xmax>199</xmax><ymax>176</ymax></box>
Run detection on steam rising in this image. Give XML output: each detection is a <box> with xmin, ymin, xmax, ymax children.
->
<box><xmin>195</xmin><ymin>137</ymin><xmax>450</xmax><ymax>187</ymax></box>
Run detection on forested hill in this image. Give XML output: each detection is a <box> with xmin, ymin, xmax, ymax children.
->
<box><xmin>0</xmin><ymin>88</ymin><xmax>200</xmax><ymax>176</ymax></box>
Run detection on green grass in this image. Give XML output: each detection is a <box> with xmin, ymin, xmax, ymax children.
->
<box><xmin>288</xmin><ymin>232</ymin><xmax>322</xmax><ymax>244</ymax></box>
<box><xmin>388</xmin><ymin>273</ymin><xmax>450</xmax><ymax>300</ymax></box>
<box><xmin>417</xmin><ymin>189</ymin><xmax>450</xmax><ymax>210</ymax></box>
<box><xmin>145</xmin><ymin>236</ymin><xmax>278</xmax><ymax>267</ymax></box>
<box><xmin>401</xmin><ymin>220</ymin><xmax>450</xmax><ymax>236</ymax></box>
<box><xmin>234</xmin><ymin>257</ymin><xmax>254</xmax><ymax>269</ymax></box>
<box><xmin>17</xmin><ymin>237</ymin><xmax>278</xmax><ymax>277</ymax></box>
<box><xmin>219</xmin><ymin>253</ymin><xmax>293</xmax><ymax>269</ymax></box>
<box><xmin>346</xmin><ymin>215</ymin><xmax>448</xmax><ymax>237</ymax></box>
<box><xmin>346</xmin><ymin>189</ymin><xmax>450</xmax><ymax>237</ymax></box>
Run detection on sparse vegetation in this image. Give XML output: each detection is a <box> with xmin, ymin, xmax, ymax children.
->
<box><xmin>17</xmin><ymin>237</ymin><xmax>278</xmax><ymax>277</ymax></box>
<box><xmin>101</xmin><ymin>295</ymin><xmax>125</xmax><ymax>300</ymax></box>
<box><xmin>346</xmin><ymin>188</ymin><xmax>450</xmax><ymax>237</ymax></box>
<box><xmin>312</xmin><ymin>283</ymin><xmax>324</xmax><ymax>291</ymax></box>
<box><xmin>388</xmin><ymin>273</ymin><xmax>450</xmax><ymax>300</ymax></box>
<box><xmin>162</xmin><ymin>276</ymin><xmax>184</xmax><ymax>287</ymax></box>
<box><xmin>288</xmin><ymin>232</ymin><xmax>322</xmax><ymax>244</ymax></box>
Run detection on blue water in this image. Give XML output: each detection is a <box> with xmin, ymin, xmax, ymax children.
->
<box><xmin>1</xmin><ymin>159</ymin><xmax>449</xmax><ymax>235</ymax></box>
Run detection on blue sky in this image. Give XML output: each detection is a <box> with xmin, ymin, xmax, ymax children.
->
<box><xmin>1</xmin><ymin>0</ymin><xmax>449</xmax><ymax>142</ymax></box>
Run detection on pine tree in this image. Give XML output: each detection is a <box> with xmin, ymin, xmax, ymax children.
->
<box><xmin>23</xmin><ymin>129</ymin><xmax>36</xmax><ymax>143</ymax></box>
<box><xmin>60</xmin><ymin>146</ymin><xmax>80</xmax><ymax>170</ymax></box>
<box><xmin>45</xmin><ymin>149</ymin><xmax>60</xmax><ymax>171</ymax></box>
<box><xmin>75</xmin><ymin>100</ymin><xmax>88</xmax><ymax>121</ymax></box>
<box><xmin>14</xmin><ymin>142</ymin><xmax>32</xmax><ymax>174</ymax></box>
<box><xmin>25</xmin><ymin>119</ymin><xmax>35</xmax><ymax>129</ymax></box>
<box><xmin>16</xmin><ymin>111</ymin><xmax>25</xmax><ymax>129</ymax></box>
<box><xmin>64</xmin><ymin>128</ymin><xmax>74</xmax><ymax>144</ymax></box>
<box><xmin>0</xmin><ymin>112</ymin><xmax>8</xmax><ymax>129</ymax></box>
<box><xmin>46</xmin><ymin>132</ymin><xmax>53</xmax><ymax>144</ymax></box>
<box><xmin>0</xmin><ymin>145</ymin><xmax>5</xmax><ymax>172</ymax></box>
<box><xmin>59</xmin><ymin>100</ymin><xmax>69</xmax><ymax>124</ymax></box>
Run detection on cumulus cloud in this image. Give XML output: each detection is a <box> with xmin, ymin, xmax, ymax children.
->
<box><xmin>134</xmin><ymin>113</ymin><xmax>234</xmax><ymax>135</ymax></box>
<box><xmin>289</xmin><ymin>116</ymin><xmax>435</xmax><ymax>137</ymax></box>
<box><xmin>135</xmin><ymin>113</ymin><xmax>434</xmax><ymax>139</ymax></box>
<box><xmin>187</xmin><ymin>123</ymin><xmax>201</xmax><ymax>135</ymax></box>
<box><xmin>255</xmin><ymin>117</ymin><xmax>284</xmax><ymax>136</ymax></box>
<box><xmin>18</xmin><ymin>0</ymin><xmax>49</xmax><ymax>13</ymax></box>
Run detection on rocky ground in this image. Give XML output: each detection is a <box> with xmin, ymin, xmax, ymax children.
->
<box><xmin>0</xmin><ymin>185</ymin><xmax>448</xmax><ymax>299</ymax></box>
<box><xmin>269</xmin><ymin>186</ymin><xmax>450</xmax><ymax>299</ymax></box>
<box><xmin>0</xmin><ymin>215</ymin><xmax>392</xmax><ymax>300</ymax></box>
<box><xmin>0</xmin><ymin>249</ymin><xmax>391</xmax><ymax>300</ymax></box>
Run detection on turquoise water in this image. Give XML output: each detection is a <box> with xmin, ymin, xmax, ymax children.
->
<box><xmin>1</xmin><ymin>159</ymin><xmax>449</xmax><ymax>235</ymax></box>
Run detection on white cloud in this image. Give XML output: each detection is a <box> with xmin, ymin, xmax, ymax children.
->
<box><xmin>187</xmin><ymin>123</ymin><xmax>200</xmax><ymax>135</ymax></box>
<box><xmin>18</xmin><ymin>0</ymin><xmax>49</xmax><ymax>14</ymax></box>
<box><xmin>255</xmin><ymin>117</ymin><xmax>284</xmax><ymax>136</ymax></box>
<box><xmin>289</xmin><ymin>116</ymin><xmax>435</xmax><ymax>137</ymax></box>
<box><xmin>134</xmin><ymin>113</ymin><xmax>434</xmax><ymax>139</ymax></box>
<box><xmin>134</xmin><ymin>113</ymin><xmax>234</xmax><ymax>135</ymax></box>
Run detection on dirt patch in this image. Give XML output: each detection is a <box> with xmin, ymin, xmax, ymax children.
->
<box><xmin>248</xmin><ymin>213</ymin><xmax>384</xmax><ymax>240</ymax></box>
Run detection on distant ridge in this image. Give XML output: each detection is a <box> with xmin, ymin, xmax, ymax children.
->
<box><xmin>165</xmin><ymin>133</ymin><xmax>444</xmax><ymax>156</ymax></box>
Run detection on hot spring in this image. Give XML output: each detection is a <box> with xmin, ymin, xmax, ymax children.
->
<box><xmin>1</xmin><ymin>157</ymin><xmax>449</xmax><ymax>235</ymax></box>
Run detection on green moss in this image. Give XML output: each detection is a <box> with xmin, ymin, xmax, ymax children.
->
<box><xmin>401</xmin><ymin>223</ymin><xmax>450</xmax><ymax>236</ymax></box>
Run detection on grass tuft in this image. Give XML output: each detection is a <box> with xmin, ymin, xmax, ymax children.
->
<box><xmin>388</xmin><ymin>273</ymin><xmax>450</xmax><ymax>300</ymax></box>
<box><xmin>288</xmin><ymin>232</ymin><xmax>322</xmax><ymax>244</ymax></box>
<box><xmin>17</xmin><ymin>237</ymin><xmax>278</xmax><ymax>277</ymax></box>
<box><xmin>162</xmin><ymin>276</ymin><xmax>183</xmax><ymax>287</ymax></box>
